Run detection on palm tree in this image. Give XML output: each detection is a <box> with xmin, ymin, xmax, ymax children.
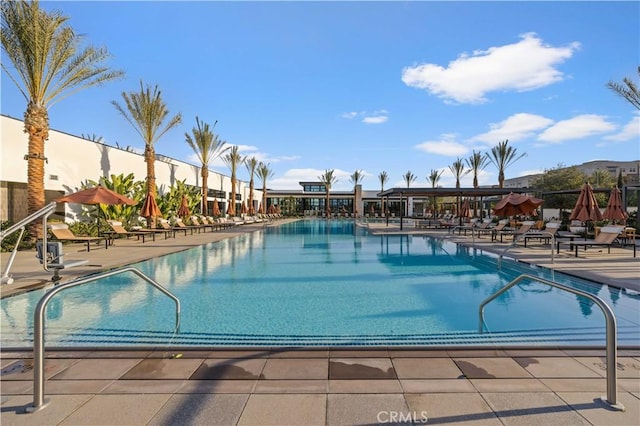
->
<box><xmin>1</xmin><ymin>0</ymin><xmax>123</xmax><ymax>237</ymax></box>
<box><xmin>449</xmin><ymin>158</ymin><xmax>468</xmax><ymax>216</ymax></box>
<box><xmin>112</xmin><ymin>81</ymin><xmax>181</xmax><ymax>226</ymax></box>
<box><xmin>466</xmin><ymin>150</ymin><xmax>488</xmax><ymax>216</ymax></box>
<box><xmin>349</xmin><ymin>170</ymin><xmax>364</xmax><ymax>189</ymax></box>
<box><xmin>244</xmin><ymin>156</ymin><xmax>259</xmax><ymax>214</ymax></box>
<box><xmin>378</xmin><ymin>171</ymin><xmax>389</xmax><ymax>215</ymax></box>
<box><xmin>185</xmin><ymin>117</ymin><xmax>228</xmax><ymax>216</ymax></box>
<box><xmin>403</xmin><ymin>171</ymin><xmax>416</xmax><ymax>188</ymax></box>
<box><xmin>486</xmin><ymin>139</ymin><xmax>527</xmax><ymax>188</ymax></box>
<box><xmin>607</xmin><ymin>66</ymin><xmax>640</xmax><ymax>110</ymax></box>
<box><xmin>427</xmin><ymin>169</ymin><xmax>444</xmax><ymax>213</ymax></box>
<box><xmin>223</xmin><ymin>145</ymin><xmax>244</xmax><ymax>216</ymax></box>
<box><xmin>318</xmin><ymin>169</ymin><xmax>337</xmax><ymax>217</ymax></box>
<box><xmin>257</xmin><ymin>162</ymin><xmax>274</xmax><ymax>214</ymax></box>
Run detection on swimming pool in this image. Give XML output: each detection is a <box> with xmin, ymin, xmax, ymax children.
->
<box><xmin>1</xmin><ymin>220</ymin><xmax>639</xmax><ymax>347</ymax></box>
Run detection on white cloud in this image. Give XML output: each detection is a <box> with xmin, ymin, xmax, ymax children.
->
<box><xmin>362</xmin><ymin>116</ymin><xmax>388</xmax><ymax>124</ymax></box>
<box><xmin>341</xmin><ymin>109</ymin><xmax>389</xmax><ymax>124</ymax></box>
<box><xmin>415</xmin><ymin>134</ymin><xmax>469</xmax><ymax>156</ymax></box>
<box><xmin>537</xmin><ymin>114</ymin><xmax>617</xmax><ymax>144</ymax></box>
<box><xmin>470</xmin><ymin>113</ymin><xmax>554</xmax><ymax>145</ymax></box>
<box><xmin>601</xmin><ymin>114</ymin><xmax>640</xmax><ymax>143</ymax></box>
<box><xmin>268</xmin><ymin>168</ymin><xmax>352</xmax><ymax>190</ymax></box>
<box><xmin>401</xmin><ymin>33</ymin><xmax>580</xmax><ymax>104</ymax></box>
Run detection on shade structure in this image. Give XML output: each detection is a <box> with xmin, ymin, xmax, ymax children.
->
<box><xmin>140</xmin><ymin>192</ymin><xmax>162</xmax><ymax>218</ymax></box>
<box><xmin>212</xmin><ymin>199</ymin><xmax>221</xmax><ymax>216</ymax></box>
<box><xmin>602</xmin><ymin>186</ymin><xmax>628</xmax><ymax>223</ymax></box>
<box><xmin>177</xmin><ymin>195</ymin><xmax>190</xmax><ymax>218</ymax></box>
<box><xmin>459</xmin><ymin>199</ymin><xmax>472</xmax><ymax>218</ymax></box>
<box><xmin>570</xmin><ymin>183</ymin><xmax>602</xmax><ymax>222</ymax></box>
<box><xmin>227</xmin><ymin>201</ymin><xmax>235</xmax><ymax>215</ymax></box>
<box><xmin>492</xmin><ymin>192</ymin><xmax>543</xmax><ymax>217</ymax></box>
<box><xmin>55</xmin><ymin>185</ymin><xmax>136</xmax><ymax>206</ymax></box>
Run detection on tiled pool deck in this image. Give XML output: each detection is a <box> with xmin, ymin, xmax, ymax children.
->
<box><xmin>1</xmin><ymin>219</ymin><xmax>639</xmax><ymax>424</ymax></box>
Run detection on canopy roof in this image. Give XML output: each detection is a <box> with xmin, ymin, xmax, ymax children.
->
<box><xmin>378</xmin><ymin>187</ymin><xmax>534</xmax><ymax>198</ymax></box>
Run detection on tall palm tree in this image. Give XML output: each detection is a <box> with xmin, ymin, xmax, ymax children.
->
<box><xmin>318</xmin><ymin>169</ymin><xmax>337</xmax><ymax>217</ymax></box>
<box><xmin>466</xmin><ymin>150</ymin><xmax>488</xmax><ymax>216</ymax></box>
<box><xmin>223</xmin><ymin>145</ymin><xmax>244</xmax><ymax>216</ymax></box>
<box><xmin>1</xmin><ymin>0</ymin><xmax>123</xmax><ymax>237</ymax></box>
<box><xmin>486</xmin><ymin>139</ymin><xmax>527</xmax><ymax>188</ymax></box>
<box><xmin>402</xmin><ymin>171</ymin><xmax>416</xmax><ymax>188</ymax></box>
<box><xmin>607</xmin><ymin>66</ymin><xmax>640</xmax><ymax>110</ymax></box>
<box><xmin>244</xmin><ymin>156</ymin><xmax>259</xmax><ymax>214</ymax></box>
<box><xmin>185</xmin><ymin>117</ymin><xmax>228</xmax><ymax>216</ymax></box>
<box><xmin>378</xmin><ymin>171</ymin><xmax>389</xmax><ymax>214</ymax></box>
<box><xmin>112</xmin><ymin>81</ymin><xmax>181</xmax><ymax>226</ymax></box>
<box><xmin>349</xmin><ymin>170</ymin><xmax>364</xmax><ymax>189</ymax></box>
<box><xmin>257</xmin><ymin>162</ymin><xmax>274</xmax><ymax>214</ymax></box>
<box><xmin>427</xmin><ymin>169</ymin><xmax>444</xmax><ymax>214</ymax></box>
<box><xmin>449</xmin><ymin>158</ymin><xmax>468</xmax><ymax>216</ymax></box>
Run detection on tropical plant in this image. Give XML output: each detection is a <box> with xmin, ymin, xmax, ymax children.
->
<box><xmin>83</xmin><ymin>173</ymin><xmax>145</xmax><ymax>229</ymax></box>
<box><xmin>1</xmin><ymin>0</ymin><xmax>123</xmax><ymax>237</ymax></box>
<box><xmin>607</xmin><ymin>66</ymin><xmax>640</xmax><ymax>110</ymax></box>
<box><xmin>185</xmin><ymin>117</ymin><xmax>228</xmax><ymax>216</ymax></box>
<box><xmin>378</xmin><ymin>171</ymin><xmax>389</xmax><ymax>214</ymax></box>
<box><xmin>402</xmin><ymin>171</ymin><xmax>416</xmax><ymax>188</ymax></box>
<box><xmin>156</xmin><ymin>179</ymin><xmax>201</xmax><ymax>223</ymax></box>
<box><xmin>427</xmin><ymin>168</ymin><xmax>444</xmax><ymax>212</ymax></box>
<box><xmin>486</xmin><ymin>139</ymin><xmax>527</xmax><ymax>188</ymax></box>
<box><xmin>223</xmin><ymin>145</ymin><xmax>245</xmax><ymax>216</ymax></box>
<box><xmin>112</xmin><ymin>81</ymin><xmax>182</xmax><ymax>226</ymax></box>
<box><xmin>257</xmin><ymin>162</ymin><xmax>274</xmax><ymax>214</ymax></box>
<box><xmin>318</xmin><ymin>169</ymin><xmax>337</xmax><ymax>216</ymax></box>
<box><xmin>590</xmin><ymin>169</ymin><xmax>614</xmax><ymax>188</ymax></box>
<box><xmin>244</xmin><ymin>156</ymin><xmax>259</xmax><ymax>214</ymax></box>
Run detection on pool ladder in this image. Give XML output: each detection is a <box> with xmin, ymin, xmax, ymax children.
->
<box><xmin>25</xmin><ymin>267</ymin><xmax>181</xmax><ymax>413</ymax></box>
<box><xmin>479</xmin><ymin>273</ymin><xmax>624</xmax><ymax>411</ymax></box>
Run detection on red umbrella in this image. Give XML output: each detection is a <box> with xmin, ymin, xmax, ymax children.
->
<box><xmin>140</xmin><ymin>192</ymin><xmax>162</xmax><ymax>219</ymax></box>
<box><xmin>241</xmin><ymin>201</ymin><xmax>248</xmax><ymax>214</ymax></box>
<box><xmin>459</xmin><ymin>199</ymin><xmax>472</xmax><ymax>218</ymax></box>
<box><xmin>55</xmin><ymin>185</ymin><xmax>136</xmax><ymax>206</ymax></box>
<box><xmin>177</xmin><ymin>195</ymin><xmax>190</xmax><ymax>218</ymax></box>
<box><xmin>602</xmin><ymin>186</ymin><xmax>628</xmax><ymax>223</ymax></box>
<box><xmin>258</xmin><ymin>202</ymin><xmax>264</xmax><ymax>214</ymax></box>
<box><xmin>492</xmin><ymin>193</ymin><xmax>543</xmax><ymax>217</ymax></box>
<box><xmin>570</xmin><ymin>183</ymin><xmax>602</xmax><ymax>222</ymax></box>
<box><xmin>268</xmin><ymin>204</ymin><xmax>276</xmax><ymax>214</ymax></box>
<box><xmin>212</xmin><ymin>199</ymin><xmax>221</xmax><ymax>216</ymax></box>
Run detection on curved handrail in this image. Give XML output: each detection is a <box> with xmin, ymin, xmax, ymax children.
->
<box><xmin>498</xmin><ymin>231</ymin><xmax>555</xmax><ymax>269</ymax></box>
<box><xmin>478</xmin><ymin>273</ymin><xmax>623</xmax><ymax>411</ymax></box>
<box><xmin>26</xmin><ymin>266</ymin><xmax>181</xmax><ymax>413</ymax></box>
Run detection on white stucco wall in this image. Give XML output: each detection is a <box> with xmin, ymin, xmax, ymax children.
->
<box><xmin>0</xmin><ymin>115</ymin><xmax>262</xmax><ymax>221</ymax></box>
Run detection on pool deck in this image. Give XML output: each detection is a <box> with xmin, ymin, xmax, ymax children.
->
<box><xmin>1</xmin><ymin>218</ymin><xmax>639</xmax><ymax>425</ymax></box>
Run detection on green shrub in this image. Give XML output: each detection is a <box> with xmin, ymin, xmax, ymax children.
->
<box><xmin>1</xmin><ymin>220</ymin><xmax>34</xmax><ymax>252</ymax></box>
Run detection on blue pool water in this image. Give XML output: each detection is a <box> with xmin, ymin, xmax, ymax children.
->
<box><xmin>1</xmin><ymin>220</ymin><xmax>639</xmax><ymax>347</ymax></box>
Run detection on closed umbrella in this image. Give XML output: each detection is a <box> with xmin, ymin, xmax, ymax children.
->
<box><xmin>258</xmin><ymin>202</ymin><xmax>264</xmax><ymax>214</ymax></box>
<box><xmin>212</xmin><ymin>199</ymin><xmax>221</xmax><ymax>216</ymax></box>
<box><xmin>570</xmin><ymin>183</ymin><xmax>602</xmax><ymax>222</ymax></box>
<box><xmin>492</xmin><ymin>193</ymin><xmax>543</xmax><ymax>217</ymax></box>
<box><xmin>602</xmin><ymin>186</ymin><xmax>628</xmax><ymax>223</ymax></box>
<box><xmin>177</xmin><ymin>195</ymin><xmax>190</xmax><ymax>218</ymax></box>
<box><xmin>248</xmin><ymin>202</ymin><xmax>255</xmax><ymax>215</ymax></box>
<box><xmin>268</xmin><ymin>204</ymin><xmax>276</xmax><ymax>214</ymax></box>
<box><xmin>459</xmin><ymin>199</ymin><xmax>472</xmax><ymax>218</ymax></box>
<box><xmin>140</xmin><ymin>192</ymin><xmax>162</xmax><ymax>220</ymax></box>
<box><xmin>241</xmin><ymin>201</ymin><xmax>248</xmax><ymax>214</ymax></box>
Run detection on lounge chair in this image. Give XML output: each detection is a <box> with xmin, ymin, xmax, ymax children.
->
<box><xmin>494</xmin><ymin>221</ymin><xmax>535</xmax><ymax>243</ymax></box>
<box><xmin>475</xmin><ymin>219</ymin><xmax>509</xmax><ymax>239</ymax></box>
<box><xmin>557</xmin><ymin>226</ymin><xmax>636</xmax><ymax>258</ymax></box>
<box><xmin>35</xmin><ymin>241</ymin><xmax>89</xmax><ymax>282</ymax></box>
<box><xmin>48</xmin><ymin>223</ymin><xmax>108</xmax><ymax>251</ymax></box>
<box><xmin>106</xmin><ymin>220</ymin><xmax>155</xmax><ymax>243</ymax></box>
<box><xmin>190</xmin><ymin>216</ymin><xmax>216</xmax><ymax>232</ymax></box>
<box><xmin>174</xmin><ymin>218</ymin><xmax>204</xmax><ymax>234</ymax></box>
<box><xmin>521</xmin><ymin>222</ymin><xmax>561</xmax><ymax>247</ymax></box>
<box><xmin>158</xmin><ymin>218</ymin><xmax>187</xmax><ymax>236</ymax></box>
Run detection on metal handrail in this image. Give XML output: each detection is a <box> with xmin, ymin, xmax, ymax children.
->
<box><xmin>26</xmin><ymin>266</ymin><xmax>181</xmax><ymax>413</ymax></box>
<box><xmin>1</xmin><ymin>202</ymin><xmax>57</xmax><ymax>284</ymax></box>
<box><xmin>498</xmin><ymin>231</ymin><xmax>555</xmax><ymax>269</ymax></box>
<box><xmin>478</xmin><ymin>273</ymin><xmax>624</xmax><ymax>411</ymax></box>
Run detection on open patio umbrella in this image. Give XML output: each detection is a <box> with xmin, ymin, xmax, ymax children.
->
<box><xmin>602</xmin><ymin>186</ymin><xmax>627</xmax><ymax>223</ymax></box>
<box><xmin>492</xmin><ymin>192</ymin><xmax>543</xmax><ymax>217</ymax></box>
<box><xmin>177</xmin><ymin>195</ymin><xmax>190</xmax><ymax>218</ymax></box>
<box><xmin>55</xmin><ymin>185</ymin><xmax>136</xmax><ymax>206</ymax></box>
<box><xmin>570</xmin><ymin>183</ymin><xmax>602</xmax><ymax>222</ymax></box>
<box><xmin>212</xmin><ymin>199</ymin><xmax>221</xmax><ymax>216</ymax></box>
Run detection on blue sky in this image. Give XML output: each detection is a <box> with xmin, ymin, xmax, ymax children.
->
<box><xmin>2</xmin><ymin>1</ymin><xmax>639</xmax><ymax>191</ymax></box>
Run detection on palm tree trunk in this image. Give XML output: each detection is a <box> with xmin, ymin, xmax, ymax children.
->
<box><xmin>230</xmin><ymin>176</ymin><xmax>236</xmax><ymax>215</ymax></box>
<box><xmin>145</xmin><ymin>144</ymin><xmax>157</xmax><ymax>227</ymax></box>
<box><xmin>249</xmin><ymin>178</ymin><xmax>254</xmax><ymax>214</ymax></box>
<box><xmin>262</xmin><ymin>183</ymin><xmax>267</xmax><ymax>214</ymax></box>
<box><xmin>202</xmin><ymin>168</ymin><xmax>209</xmax><ymax>216</ymax></box>
<box><xmin>24</xmin><ymin>103</ymin><xmax>49</xmax><ymax>239</ymax></box>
